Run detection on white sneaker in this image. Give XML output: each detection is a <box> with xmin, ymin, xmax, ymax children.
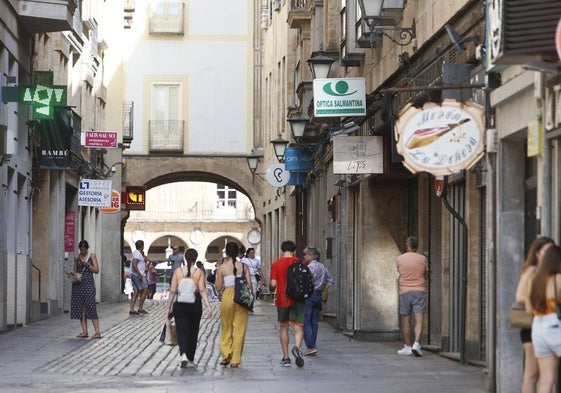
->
<box><xmin>412</xmin><ymin>342</ymin><xmax>423</xmax><ymax>357</ymax></box>
<box><xmin>397</xmin><ymin>345</ymin><xmax>413</xmax><ymax>356</ymax></box>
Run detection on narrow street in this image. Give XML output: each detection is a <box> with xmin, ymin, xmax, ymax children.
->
<box><xmin>0</xmin><ymin>299</ymin><xmax>485</xmax><ymax>392</ymax></box>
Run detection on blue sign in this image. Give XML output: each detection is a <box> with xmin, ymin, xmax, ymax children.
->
<box><xmin>284</xmin><ymin>147</ymin><xmax>314</xmax><ymax>172</ymax></box>
<box><xmin>287</xmin><ymin>171</ymin><xmax>307</xmax><ymax>186</ymax></box>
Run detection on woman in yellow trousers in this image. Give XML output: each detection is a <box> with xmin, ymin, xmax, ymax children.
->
<box><xmin>215</xmin><ymin>241</ymin><xmax>252</xmax><ymax>368</ymax></box>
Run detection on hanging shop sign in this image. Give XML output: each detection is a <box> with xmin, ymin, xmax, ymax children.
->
<box><xmin>100</xmin><ymin>190</ymin><xmax>121</xmax><ymax>213</ymax></box>
<box><xmin>287</xmin><ymin>171</ymin><xmax>307</xmax><ymax>186</ymax></box>
<box><xmin>333</xmin><ymin>136</ymin><xmax>383</xmax><ymax>174</ymax></box>
<box><xmin>125</xmin><ymin>186</ymin><xmax>146</xmax><ymax>210</ymax></box>
<box><xmin>313</xmin><ymin>78</ymin><xmax>366</xmax><ymax>117</ymax></box>
<box><xmin>394</xmin><ymin>99</ymin><xmax>485</xmax><ymax>176</ymax></box>
<box><xmin>284</xmin><ymin>147</ymin><xmax>314</xmax><ymax>172</ymax></box>
<box><xmin>78</xmin><ymin>179</ymin><xmax>112</xmax><ymax>208</ymax></box>
<box><xmin>82</xmin><ymin>131</ymin><xmax>118</xmax><ymax>148</ymax></box>
<box><xmin>38</xmin><ymin>107</ymin><xmax>73</xmax><ymax>169</ymax></box>
<box><xmin>265</xmin><ymin>163</ymin><xmax>290</xmax><ymax>187</ymax></box>
<box><xmin>527</xmin><ymin>119</ymin><xmax>543</xmax><ymax>157</ymax></box>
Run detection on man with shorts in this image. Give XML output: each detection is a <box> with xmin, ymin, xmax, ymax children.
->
<box><xmin>269</xmin><ymin>240</ymin><xmax>306</xmax><ymax>367</ymax></box>
<box><xmin>396</xmin><ymin>236</ymin><xmax>429</xmax><ymax>357</ymax></box>
<box><xmin>129</xmin><ymin>240</ymin><xmax>149</xmax><ymax>315</ymax></box>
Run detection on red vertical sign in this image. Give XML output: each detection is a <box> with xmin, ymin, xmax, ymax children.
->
<box><xmin>65</xmin><ymin>211</ymin><xmax>75</xmax><ymax>252</ymax></box>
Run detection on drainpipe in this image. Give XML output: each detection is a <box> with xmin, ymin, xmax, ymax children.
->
<box><xmin>486</xmin><ymin>135</ymin><xmax>497</xmax><ymax>392</ymax></box>
<box><xmin>536</xmin><ymin>72</ymin><xmax>551</xmax><ymax>236</ymax></box>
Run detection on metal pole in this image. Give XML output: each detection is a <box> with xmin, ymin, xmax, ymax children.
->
<box><xmin>442</xmin><ymin>195</ymin><xmax>468</xmax><ymax>365</ymax></box>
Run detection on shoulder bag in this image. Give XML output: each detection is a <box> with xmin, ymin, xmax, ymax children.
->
<box><xmin>554</xmin><ymin>275</ymin><xmax>561</xmax><ymax>320</ymax></box>
<box><xmin>509</xmin><ymin>302</ymin><xmax>533</xmax><ymax>329</ymax></box>
<box><xmin>234</xmin><ymin>263</ymin><xmax>254</xmax><ymax>310</ymax></box>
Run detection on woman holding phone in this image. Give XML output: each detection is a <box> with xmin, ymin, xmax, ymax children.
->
<box><xmin>67</xmin><ymin>240</ymin><xmax>101</xmax><ymax>339</ymax></box>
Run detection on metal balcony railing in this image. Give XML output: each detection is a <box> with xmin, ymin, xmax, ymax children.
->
<box><xmin>128</xmin><ymin>208</ymin><xmax>255</xmax><ymax>223</ymax></box>
<box><xmin>123</xmin><ymin>101</ymin><xmax>134</xmax><ymax>146</ymax></box>
<box><xmin>149</xmin><ymin>120</ymin><xmax>184</xmax><ymax>152</ymax></box>
<box><xmin>149</xmin><ymin>1</ymin><xmax>185</xmax><ymax>34</ymax></box>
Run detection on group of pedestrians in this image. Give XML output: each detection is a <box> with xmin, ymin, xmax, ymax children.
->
<box><xmin>66</xmin><ymin>238</ymin><xmax>335</xmax><ymax>370</ymax></box>
<box><xmin>65</xmin><ymin>236</ymin><xmax>433</xmax><ymax>372</ymax></box>
<box><xmin>515</xmin><ymin>235</ymin><xmax>561</xmax><ymax>393</ymax></box>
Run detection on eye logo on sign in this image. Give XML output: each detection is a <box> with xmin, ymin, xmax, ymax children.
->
<box><xmin>322</xmin><ymin>80</ymin><xmax>357</xmax><ymax>97</ymax></box>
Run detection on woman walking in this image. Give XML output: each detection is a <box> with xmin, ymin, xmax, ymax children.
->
<box><xmin>527</xmin><ymin>244</ymin><xmax>561</xmax><ymax>393</ymax></box>
<box><xmin>166</xmin><ymin>248</ymin><xmax>211</xmax><ymax>368</ymax></box>
<box><xmin>215</xmin><ymin>242</ymin><xmax>252</xmax><ymax>368</ymax></box>
<box><xmin>515</xmin><ymin>236</ymin><xmax>554</xmax><ymax>393</ymax></box>
<box><xmin>67</xmin><ymin>240</ymin><xmax>101</xmax><ymax>339</ymax></box>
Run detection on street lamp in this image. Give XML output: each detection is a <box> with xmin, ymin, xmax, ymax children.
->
<box><xmin>357</xmin><ymin>0</ymin><xmax>416</xmax><ymax>48</ymax></box>
<box><xmin>287</xmin><ymin>117</ymin><xmax>309</xmax><ymax>141</ymax></box>
<box><xmin>271</xmin><ymin>134</ymin><xmax>289</xmax><ymax>163</ymax></box>
<box><xmin>307</xmin><ymin>53</ymin><xmax>336</xmax><ymax>79</ymax></box>
<box><xmin>246</xmin><ymin>149</ymin><xmax>263</xmax><ymax>178</ymax></box>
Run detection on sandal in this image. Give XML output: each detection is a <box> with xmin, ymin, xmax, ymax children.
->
<box><xmin>229</xmin><ymin>363</ymin><xmax>239</xmax><ymax>368</ymax></box>
<box><xmin>91</xmin><ymin>333</ymin><xmax>102</xmax><ymax>339</ymax></box>
<box><xmin>219</xmin><ymin>358</ymin><xmax>231</xmax><ymax>366</ymax></box>
<box><xmin>77</xmin><ymin>332</ymin><xmax>89</xmax><ymax>338</ymax></box>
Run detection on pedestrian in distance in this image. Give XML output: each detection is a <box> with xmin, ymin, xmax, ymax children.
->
<box><xmin>129</xmin><ymin>240</ymin><xmax>149</xmax><ymax>315</ymax></box>
<box><xmin>527</xmin><ymin>244</ymin><xmax>561</xmax><ymax>393</ymax></box>
<box><xmin>167</xmin><ymin>245</ymin><xmax>185</xmax><ymax>284</ymax></box>
<box><xmin>147</xmin><ymin>260</ymin><xmax>160</xmax><ymax>300</ymax></box>
<box><xmin>302</xmin><ymin>246</ymin><xmax>334</xmax><ymax>356</ymax></box>
<box><xmin>66</xmin><ymin>240</ymin><xmax>102</xmax><ymax>339</ymax></box>
<box><xmin>241</xmin><ymin>247</ymin><xmax>263</xmax><ymax>313</ymax></box>
<box><xmin>515</xmin><ymin>236</ymin><xmax>554</xmax><ymax>393</ymax></box>
<box><xmin>215</xmin><ymin>242</ymin><xmax>252</xmax><ymax>368</ymax></box>
<box><xmin>269</xmin><ymin>240</ymin><xmax>306</xmax><ymax>367</ymax></box>
<box><xmin>396</xmin><ymin>236</ymin><xmax>429</xmax><ymax>357</ymax></box>
<box><xmin>166</xmin><ymin>248</ymin><xmax>212</xmax><ymax>369</ymax></box>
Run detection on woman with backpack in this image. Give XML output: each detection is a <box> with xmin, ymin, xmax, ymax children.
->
<box><xmin>215</xmin><ymin>242</ymin><xmax>252</xmax><ymax>368</ymax></box>
<box><xmin>166</xmin><ymin>248</ymin><xmax>211</xmax><ymax>368</ymax></box>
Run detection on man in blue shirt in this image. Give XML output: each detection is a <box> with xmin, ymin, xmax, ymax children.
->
<box><xmin>302</xmin><ymin>246</ymin><xmax>334</xmax><ymax>356</ymax></box>
<box><xmin>167</xmin><ymin>245</ymin><xmax>185</xmax><ymax>284</ymax></box>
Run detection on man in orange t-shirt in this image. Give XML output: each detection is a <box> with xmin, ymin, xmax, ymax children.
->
<box><xmin>269</xmin><ymin>240</ymin><xmax>305</xmax><ymax>367</ymax></box>
<box><xmin>396</xmin><ymin>236</ymin><xmax>429</xmax><ymax>357</ymax></box>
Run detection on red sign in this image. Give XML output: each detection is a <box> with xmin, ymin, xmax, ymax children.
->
<box><xmin>100</xmin><ymin>190</ymin><xmax>121</xmax><ymax>213</ymax></box>
<box><xmin>125</xmin><ymin>186</ymin><xmax>146</xmax><ymax>210</ymax></box>
<box><xmin>434</xmin><ymin>176</ymin><xmax>446</xmax><ymax>198</ymax></box>
<box><xmin>83</xmin><ymin>131</ymin><xmax>118</xmax><ymax>148</ymax></box>
<box><xmin>64</xmin><ymin>211</ymin><xmax>75</xmax><ymax>251</ymax></box>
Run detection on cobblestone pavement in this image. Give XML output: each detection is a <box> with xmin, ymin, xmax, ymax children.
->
<box><xmin>0</xmin><ymin>299</ymin><xmax>487</xmax><ymax>393</ymax></box>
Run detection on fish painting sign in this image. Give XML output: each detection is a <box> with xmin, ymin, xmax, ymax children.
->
<box><xmin>394</xmin><ymin>99</ymin><xmax>485</xmax><ymax>176</ymax></box>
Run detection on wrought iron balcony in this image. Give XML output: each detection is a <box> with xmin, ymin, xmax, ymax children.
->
<box><xmin>149</xmin><ymin>1</ymin><xmax>185</xmax><ymax>35</ymax></box>
<box><xmin>149</xmin><ymin>120</ymin><xmax>184</xmax><ymax>152</ymax></box>
<box><xmin>122</xmin><ymin>102</ymin><xmax>134</xmax><ymax>147</ymax></box>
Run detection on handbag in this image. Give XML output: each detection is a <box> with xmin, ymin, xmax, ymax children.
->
<box><xmin>69</xmin><ymin>271</ymin><xmax>83</xmax><ymax>283</ymax></box>
<box><xmin>509</xmin><ymin>302</ymin><xmax>533</xmax><ymax>329</ymax></box>
<box><xmin>234</xmin><ymin>264</ymin><xmax>254</xmax><ymax>310</ymax></box>
<box><xmin>554</xmin><ymin>276</ymin><xmax>561</xmax><ymax>320</ymax></box>
<box><xmin>161</xmin><ymin>319</ymin><xmax>177</xmax><ymax>346</ymax></box>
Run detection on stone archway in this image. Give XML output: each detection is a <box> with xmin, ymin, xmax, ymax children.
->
<box><xmin>124</xmin><ymin>155</ymin><xmax>267</xmax><ymax>220</ymax></box>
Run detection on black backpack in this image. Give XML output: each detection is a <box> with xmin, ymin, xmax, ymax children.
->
<box><xmin>285</xmin><ymin>261</ymin><xmax>314</xmax><ymax>301</ymax></box>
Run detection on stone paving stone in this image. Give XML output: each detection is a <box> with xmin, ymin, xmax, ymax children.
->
<box><xmin>0</xmin><ymin>298</ymin><xmax>487</xmax><ymax>392</ymax></box>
